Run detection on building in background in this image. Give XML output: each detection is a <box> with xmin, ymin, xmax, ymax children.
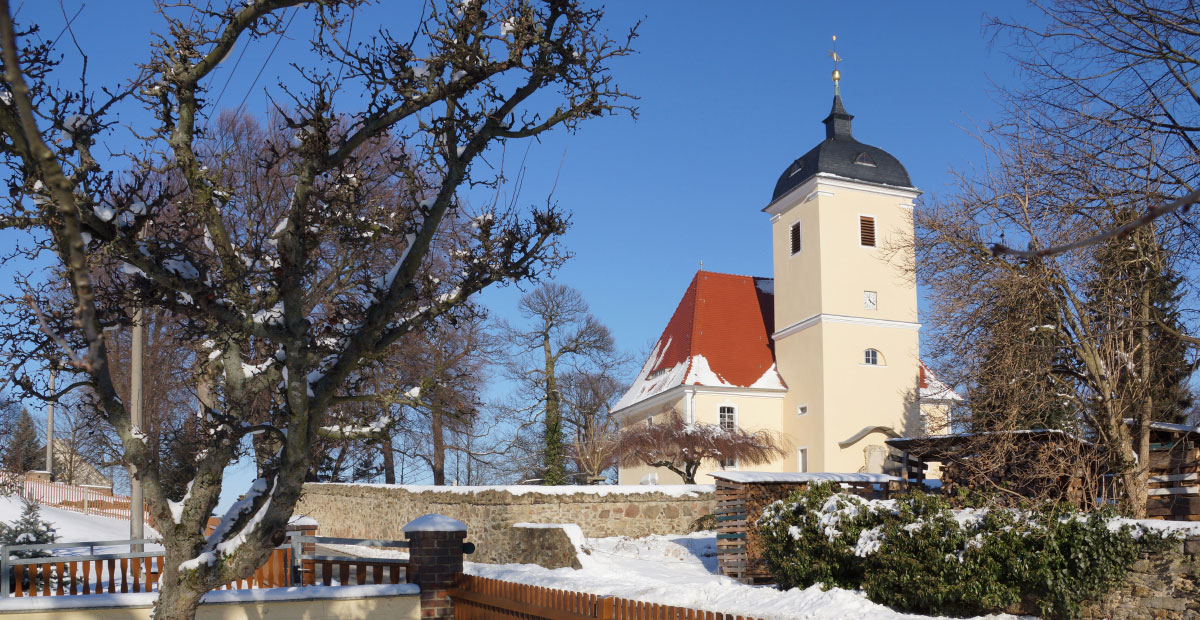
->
<box><xmin>615</xmin><ymin>85</ymin><xmax>959</xmax><ymax>484</ymax></box>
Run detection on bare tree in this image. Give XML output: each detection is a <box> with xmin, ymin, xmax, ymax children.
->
<box><xmin>395</xmin><ymin>311</ymin><xmax>500</xmax><ymax>485</ymax></box>
<box><xmin>917</xmin><ymin>122</ymin><xmax>1195</xmax><ymax>516</ymax></box>
<box><xmin>616</xmin><ymin>409</ymin><xmax>785</xmax><ymax>484</ymax></box>
<box><xmin>560</xmin><ymin>366</ymin><xmax>625</xmax><ymax>483</ymax></box>
<box><xmin>0</xmin><ymin>2</ymin><xmax>637</xmax><ymax>617</ymax></box>
<box><xmin>501</xmin><ymin>283</ymin><xmax>616</xmax><ymax>484</ymax></box>
<box><xmin>986</xmin><ymin>0</ymin><xmax>1200</xmax><ymax>257</ymax></box>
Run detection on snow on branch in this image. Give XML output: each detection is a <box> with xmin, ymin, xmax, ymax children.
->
<box><xmin>990</xmin><ymin>187</ymin><xmax>1200</xmax><ymax>259</ymax></box>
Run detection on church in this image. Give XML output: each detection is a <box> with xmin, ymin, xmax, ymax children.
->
<box><xmin>614</xmin><ymin>76</ymin><xmax>959</xmax><ymax>485</ymax></box>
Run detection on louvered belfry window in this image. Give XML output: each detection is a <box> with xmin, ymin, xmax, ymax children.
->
<box><xmin>789</xmin><ymin>221</ymin><xmax>802</xmax><ymax>255</ymax></box>
<box><xmin>860</xmin><ymin>216</ymin><xmax>876</xmax><ymax>247</ymax></box>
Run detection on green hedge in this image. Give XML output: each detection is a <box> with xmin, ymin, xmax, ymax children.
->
<box><xmin>758</xmin><ymin>484</ymin><xmax>1162</xmax><ymax>618</ymax></box>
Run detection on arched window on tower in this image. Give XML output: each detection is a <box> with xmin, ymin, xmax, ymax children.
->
<box><xmin>863</xmin><ymin>348</ymin><xmax>883</xmax><ymax>366</ymax></box>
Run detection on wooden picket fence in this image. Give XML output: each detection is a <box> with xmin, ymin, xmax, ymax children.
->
<box><xmin>8</xmin><ymin>545</ymin><xmax>294</xmax><ymax>597</ymax></box>
<box><xmin>14</xmin><ymin>476</ymin><xmax>151</xmax><ymax>524</ymax></box>
<box><xmin>450</xmin><ymin>575</ymin><xmax>764</xmax><ymax>620</ymax></box>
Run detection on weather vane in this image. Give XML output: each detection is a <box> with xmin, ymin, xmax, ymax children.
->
<box><xmin>829</xmin><ymin>35</ymin><xmax>843</xmax><ymax>95</ymax></box>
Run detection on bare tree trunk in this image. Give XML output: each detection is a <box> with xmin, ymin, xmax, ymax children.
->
<box><xmin>1124</xmin><ymin>291</ymin><xmax>1154</xmax><ymax>518</ymax></box>
<box><xmin>542</xmin><ymin>338</ymin><xmax>565</xmax><ymax>484</ymax></box>
<box><xmin>154</xmin><ymin>572</ymin><xmax>206</xmax><ymax>620</ymax></box>
<box><xmin>431</xmin><ymin>398</ymin><xmax>446</xmax><ymax>486</ymax></box>
<box><xmin>381</xmin><ymin>440</ymin><xmax>395</xmax><ymax>484</ymax></box>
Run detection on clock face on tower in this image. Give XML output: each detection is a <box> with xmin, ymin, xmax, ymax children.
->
<box><xmin>864</xmin><ymin>291</ymin><xmax>878</xmax><ymax>311</ymax></box>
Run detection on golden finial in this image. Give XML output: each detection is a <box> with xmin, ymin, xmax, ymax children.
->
<box><xmin>829</xmin><ymin>35</ymin><xmax>843</xmax><ymax>95</ymax></box>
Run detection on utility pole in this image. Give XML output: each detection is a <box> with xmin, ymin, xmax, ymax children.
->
<box><xmin>130</xmin><ymin>308</ymin><xmax>145</xmax><ymax>549</ymax></box>
<box><xmin>44</xmin><ymin>368</ymin><xmax>55</xmax><ymax>476</ymax></box>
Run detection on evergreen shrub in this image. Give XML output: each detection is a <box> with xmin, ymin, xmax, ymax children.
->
<box><xmin>759</xmin><ymin>484</ymin><xmax>1161</xmax><ymax>619</ymax></box>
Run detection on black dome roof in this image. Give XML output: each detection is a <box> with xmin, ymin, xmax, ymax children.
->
<box><xmin>771</xmin><ymin>95</ymin><xmax>912</xmax><ymax>202</ymax></box>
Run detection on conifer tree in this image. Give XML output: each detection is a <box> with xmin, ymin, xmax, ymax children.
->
<box><xmin>1086</xmin><ymin>212</ymin><xmax>1193</xmax><ymax>424</ymax></box>
<box><xmin>965</xmin><ymin>262</ymin><xmax>1074</xmax><ymax>433</ymax></box>
<box><xmin>0</xmin><ymin>499</ymin><xmax>56</xmax><ymax>558</ymax></box>
<box><xmin>3</xmin><ymin>408</ymin><xmax>42</xmax><ymax>474</ymax></box>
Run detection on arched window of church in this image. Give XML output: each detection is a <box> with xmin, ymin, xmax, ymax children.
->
<box><xmin>855</xmin><ymin>152</ymin><xmax>877</xmax><ymax>167</ymax></box>
<box><xmin>864</xmin><ymin>348</ymin><xmax>882</xmax><ymax>366</ymax></box>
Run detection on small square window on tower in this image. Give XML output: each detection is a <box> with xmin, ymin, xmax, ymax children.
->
<box><xmin>797</xmin><ymin>403</ymin><xmax>809</xmax><ymax>416</ymax></box>
<box><xmin>860</xmin><ymin>216</ymin><xmax>876</xmax><ymax>247</ymax></box>
<box><xmin>789</xmin><ymin>221</ymin><xmax>802</xmax><ymax>255</ymax></box>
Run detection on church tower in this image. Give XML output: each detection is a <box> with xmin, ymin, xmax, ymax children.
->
<box><xmin>764</xmin><ymin>70</ymin><xmax>922</xmax><ymax>473</ymax></box>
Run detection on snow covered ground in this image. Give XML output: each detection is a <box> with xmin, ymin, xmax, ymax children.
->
<box><xmin>465</xmin><ymin>531</ymin><xmax>1032</xmax><ymax>620</ymax></box>
<box><xmin>0</xmin><ymin>494</ymin><xmax>161</xmax><ymax>554</ymax></box>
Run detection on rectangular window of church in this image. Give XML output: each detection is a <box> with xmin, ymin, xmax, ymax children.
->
<box><xmin>864</xmin><ymin>290</ymin><xmax>877</xmax><ymax>310</ymax></box>
<box><xmin>719</xmin><ymin>406</ymin><xmax>736</xmax><ymax>468</ymax></box>
<box><xmin>789</xmin><ymin>221</ymin><xmax>802</xmax><ymax>255</ymax></box>
<box><xmin>718</xmin><ymin>405</ymin><xmax>736</xmax><ymax>430</ymax></box>
<box><xmin>860</xmin><ymin>215</ymin><xmax>876</xmax><ymax>247</ymax></box>
<box><xmin>797</xmin><ymin>447</ymin><xmax>809</xmax><ymax>473</ymax></box>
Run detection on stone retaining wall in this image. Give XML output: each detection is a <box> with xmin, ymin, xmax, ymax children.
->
<box><xmin>1080</xmin><ymin>535</ymin><xmax>1200</xmax><ymax>620</ymax></box>
<box><xmin>296</xmin><ymin>483</ymin><xmax>715</xmax><ymax>563</ymax></box>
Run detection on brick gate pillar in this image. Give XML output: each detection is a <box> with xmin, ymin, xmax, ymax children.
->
<box><xmin>404</xmin><ymin>514</ymin><xmax>468</xmax><ymax>619</ymax></box>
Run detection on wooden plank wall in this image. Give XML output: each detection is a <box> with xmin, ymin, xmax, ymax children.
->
<box><xmin>1147</xmin><ymin>442</ymin><xmax>1200</xmax><ymax>521</ymax></box>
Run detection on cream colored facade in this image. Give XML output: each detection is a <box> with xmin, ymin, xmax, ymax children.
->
<box><xmin>767</xmin><ymin>174</ymin><xmax>923</xmax><ymax>473</ymax></box>
<box><xmin>616</xmin><ymin>172</ymin><xmax>949</xmax><ymax>482</ymax></box>
<box><xmin>617</xmin><ymin>387</ymin><xmax>788</xmax><ymax>485</ymax></box>
<box><xmin>0</xmin><ymin>592</ymin><xmax>421</xmax><ymax>620</ymax></box>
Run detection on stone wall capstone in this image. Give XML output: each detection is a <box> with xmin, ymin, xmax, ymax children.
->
<box><xmin>295</xmin><ymin>483</ymin><xmax>715</xmax><ymax>564</ymax></box>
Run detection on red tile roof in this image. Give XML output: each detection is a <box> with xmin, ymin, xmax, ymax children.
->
<box><xmin>615</xmin><ymin>271</ymin><xmax>784</xmax><ymax>412</ymax></box>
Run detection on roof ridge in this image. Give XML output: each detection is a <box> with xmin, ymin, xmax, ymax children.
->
<box><xmin>695</xmin><ymin>269</ymin><xmax>771</xmax><ymax>280</ymax></box>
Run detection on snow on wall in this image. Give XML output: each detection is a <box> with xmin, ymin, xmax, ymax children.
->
<box><xmin>329</xmin><ymin>483</ymin><xmax>713</xmax><ymax>498</ymax></box>
<box><xmin>710</xmin><ymin>472</ymin><xmax>899</xmax><ymax>484</ymax></box>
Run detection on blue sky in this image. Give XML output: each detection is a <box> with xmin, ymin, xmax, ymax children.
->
<box><xmin>6</xmin><ymin>1</ymin><xmax>1046</xmax><ymax>505</ymax></box>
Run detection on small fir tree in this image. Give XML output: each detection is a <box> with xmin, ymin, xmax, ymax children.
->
<box><xmin>1</xmin><ymin>499</ymin><xmax>57</xmax><ymax>558</ymax></box>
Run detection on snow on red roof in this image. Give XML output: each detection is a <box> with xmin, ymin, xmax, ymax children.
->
<box><xmin>615</xmin><ymin>271</ymin><xmax>784</xmax><ymax>412</ymax></box>
<box><xmin>919</xmin><ymin>362</ymin><xmax>961</xmax><ymax>401</ymax></box>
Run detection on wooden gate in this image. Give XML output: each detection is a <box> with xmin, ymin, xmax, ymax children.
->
<box><xmin>450</xmin><ymin>575</ymin><xmax>764</xmax><ymax>620</ymax></box>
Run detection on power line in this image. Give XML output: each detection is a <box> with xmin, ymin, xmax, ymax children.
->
<box><xmin>212</xmin><ymin>35</ymin><xmax>250</xmax><ymax>110</ymax></box>
<box><xmin>233</xmin><ymin>7</ymin><xmax>298</xmax><ymax>118</ymax></box>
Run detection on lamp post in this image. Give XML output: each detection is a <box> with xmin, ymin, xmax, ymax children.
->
<box><xmin>44</xmin><ymin>368</ymin><xmax>55</xmax><ymax>476</ymax></box>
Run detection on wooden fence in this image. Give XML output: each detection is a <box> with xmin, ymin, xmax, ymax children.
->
<box><xmin>450</xmin><ymin>575</ymin><xmax>764</xmax><ymax>620</ymax></box>
<box><xmin>13</xmin><ymin>476</ymin><xmax>151</xmax><ymax>524</ymax></box>
<box><xmin>8</xmin><ymin>545</ymin><xmax>292</xmax><ymax>597</ymax></box>
<box><xmin>1146</xmin><ymin>437</ymin><xmax>1200</xmax><ymax>520</ymax></box>
<box><xmin>4</xmin><ymin>534</ymin><xmax>408</xmax><ymax>598</ymax></box>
